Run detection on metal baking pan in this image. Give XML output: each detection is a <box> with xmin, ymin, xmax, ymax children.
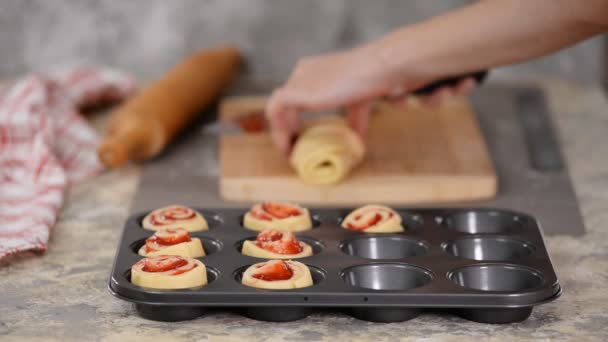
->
<box><xmin>108</xmin><ymin>207</ymin><xmax>561</xmax><ymax>323</ymax></box>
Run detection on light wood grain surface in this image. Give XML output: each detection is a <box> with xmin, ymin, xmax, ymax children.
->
<box><xmin>219</xmin><ymin>96</ymin><xmax>497</xmax><ymax>205</ymax></box>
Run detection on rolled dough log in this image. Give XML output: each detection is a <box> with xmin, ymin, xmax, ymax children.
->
<box><xmin>290</xmin><ymin>120</ymin><xmax>365</xmax><ymax>185</ymax></box>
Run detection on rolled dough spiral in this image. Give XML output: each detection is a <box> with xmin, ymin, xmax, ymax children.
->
<box><xmin>241</xmin><ymin>260</ymin><xmax>313</xmax><ymax>290</ymax></box>
<box><xmin>138</xmin><ymin>228</ymin><xmax>205</xmax><ymax>258</ymax></box>
<box><xmin>142</xmin><ymin>205</ymin><xmax>208</xmax><ymax>232</ymax></box>
<box><xmin>290</xmin><ymin>120</ymin><xmax>365</xmax><ymax>185</ymax></box>
<box><xmin>131</xmin><ymin>255</ymin><xmax>207</xmax><ymax>289</ymax></box>
<box><xmin>341</xmin><ymin>204</ymin><xmax>404</xmax><ymax>233</ymax></box>
<box><xmin>241</xmin><ymin>229</ymin><xmax>313</xmax><ymax>259</ymax></box>
<box><xmin>243</xmin><ymin>202</ymin><xmax>312</xmax><ymax>232</ymax></box>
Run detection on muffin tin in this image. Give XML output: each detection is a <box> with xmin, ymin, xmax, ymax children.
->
<box><xmin>108</xmin><ymin>207</ymin><xmax>561</xmax><ymax>323</ymax></box>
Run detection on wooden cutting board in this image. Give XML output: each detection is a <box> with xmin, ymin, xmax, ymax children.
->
<box><xmin>219</xmin><ymin>96</ymin><xmax>497</xmax><ymax>205</ymax></box>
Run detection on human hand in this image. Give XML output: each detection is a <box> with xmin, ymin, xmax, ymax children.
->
<box><xmin>265</xmin><ymin>48</ymin><xmax>477</xmax><ymax>154</ymax></box>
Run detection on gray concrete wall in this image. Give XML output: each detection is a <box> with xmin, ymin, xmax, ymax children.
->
<box><xmin>0</xmin><ymin>0</ymin><xmax>605</xmax><ymax>83</ymax></box>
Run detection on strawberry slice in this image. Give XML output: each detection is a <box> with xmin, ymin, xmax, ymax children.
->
<box><xmin>262</xmin><ymin>202</ymin><xmax>301</xmax><ymax>219</ymax></box>
<box><xmin>142</xmin><ymin>256</ymin><xmax>188</xmax><ymax>272</ymax></box>
<box><xmin>255</xmin><ymin>229</ymin><xmax>304</xmax><ymax>255</ymax></box>
<box><xmin>238</xmin><ymin>110</ymin><xmax>266</xmax><ymax>133</ymax></box>
<box><xmin>250</xmin><ymin>205</ymin><xmax>273</xmax><ymax>221</ymax></box>
<box><xmin>150</xmin><ymin>206</ymin><xmax>196</xmax><ymax>225</ymax></box>
<box><xmin>154</xmin><ymin>228</ymin><xmax>191</xmax><ymax>245</ymax></box>
<box><xmin>272</xmin><ymin>233</ymin><xmax>304</xmax><ymax>254</ymax></box>
<box><xmin>347</xmin><ymin>213</ymin><xmax>383</xmax><ymax>231</ymax></box>
<box><xmin>163</xmin><ymin>206</ymin><xmax>196</xmax><ymax>220</ymax></box>
<box><xmin>144</xmin><ymin>228</ymin><xmax>191</xmax><ymax>253</ymax></box>
<box><xmin>252</xmin><ymin>260</ymin><xmax>293</xmax><ymax>281</ymax></box>
<box><xmin>256</xmin><ymin>229</ymin><xmax>283</xmax><ymax>242</ymax></box>
<box><xmin>169</xmin><ymin>263</ymin><xmax>197</xmax><ymax>276</ymax></box>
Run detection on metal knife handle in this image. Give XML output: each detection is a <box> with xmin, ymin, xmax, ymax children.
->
<box><xmin>412</xmin><ymin>70</ymin><xmax>489</xmax><ymax>96</ymax></box>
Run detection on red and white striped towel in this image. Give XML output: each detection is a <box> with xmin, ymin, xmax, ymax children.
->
<box><xmin>0</xmin><ymin>67</ymin><xmax>136</xmax><ymax>260</ymax></box>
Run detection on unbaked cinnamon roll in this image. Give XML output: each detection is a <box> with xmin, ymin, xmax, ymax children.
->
<box><xmin>241</xmin><ymin>260</ymin><xmax>313</xmax><ymax>290</ymax></box>
<box><xmin>131</xmin><ymin>255</ymin><xmax>207</xmax><ymax>289</ymax></box>
<box><xmin>241</xmin><ymin>229</ymin><xmax>313</xmax><ymax>259</ymax></box>
<box><xmin>138</xmin><ymin>228</ymin><xmax>205</xmax><ymax>258</ymax></box>
<box><xmin>342</xmin><ymin>205</ymin><xmax>404</xmax><ymax>233</ymax></box>
<box><xmin>243</xmin><ymin>202</ymin><xmax>312</xmax><ymax>232</ymax></box>
<box><xmin>143</xmin><ymin>205</ymin><xmax>208</xmax><ymax>232</ymax></box>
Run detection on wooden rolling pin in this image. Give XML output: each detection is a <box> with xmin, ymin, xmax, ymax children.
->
<box><xmin>98</xmin><ymin>45</ymin><xmax>240</xmax><ymax>167</ymax></box>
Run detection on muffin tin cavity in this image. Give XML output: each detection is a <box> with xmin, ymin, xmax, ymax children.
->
<box><xmin>200</xmin><ymin>211</ymin><xmax>225</xmax><ymax>229</ymax></box>
<box><xmin>448</xmin><ymin>265</ymin><xmax>544</xmax><ymax>292</ymax></box>
<box><xmin>235</xmin><ymin>236</ymin><xmax>324</xmax><ymax>257</ymax></box>
<box><xmin>441</xmin><ymin>211</ymin><xmax>521</xmax><ymax>234</ymax></box>
<box><xmin>442</xmin><ymin>236</ymin><xmax>534</xmax><ymax>261</ymax></box>
<box><xmin>400</xmin><ymin>212</ymin><xmax>424</xmax><ymax>231</ymax></box>
<box><xmin>340</xmin><ymin>236</ymin><xmax>428</xmax><ymax>260</ymax></box>
<box><xmin>341</xmin><ymin>263</ymin><xmax>433</xmax><ymax>291</ymax></box>
<box><xmin>110</xmin><ymin>207</ymin><xmax>560</xmax><ymax>324</ymax></box>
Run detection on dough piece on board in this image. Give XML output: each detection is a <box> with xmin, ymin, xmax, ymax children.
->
<box><xmin>342</xmin><ymin>204</ymin><xmax>404</xmax><ymax>233</ymax></box>
<box><xmin>290</xmin><ymin>119</ymin><xmax>365</xmax><ymax>185</ymax></box>
<box><xmin>243</xmin><ymin>202</ymin><xmax>312</xmax><ymax>232</ymax></box>
<box><xmin>143</xmin><ymin>205</ymin><xmax>208</xmax><ymax>232</ymax></box>
<box><xmin>138</xmin><ymin>228</ymin><xmax>205</xmax><ymax>258</ymax></box>
<box><xmin>241</xmin><ymin>229</ymin><xmax>313</xmax><ymax>259</ymax></box>
<box><xmin>131</xmin><ymin>256</ymin><xmax>207</xmax><ymax>289</ymax></box>
<box><xmin>241</xmin><ymin>260</ymin><xmax>313</xmax><ymax>290</ymax></box>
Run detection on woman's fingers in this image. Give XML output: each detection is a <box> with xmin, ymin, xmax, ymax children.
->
<box><xmin>421</xmin><ymin>86</ymin><xmax>453</xmax><ymax>107</ymax></box>
<box><xmin>265</xmin><ymin>50</ymin><xmax>395</xmax><ymax>152</ymax></box>
<box><xmin>265</xmin><ymin>51</ymin><xmax>481</xmax><ymax>153</ymax></box>
<box><xmin>454</xmin><ymin>77</ymin><xmax>476</xmax><ymax>96</ymax></box>
<box><xmin>266</xmin><ymin>89</ymin><xmax>300</xmax><ymax>155</ymax></box>
<box><xmin>412</xmin><ymin>77</ymin><xmax>477</xmax><ymax>107</ymax></box>
<box><xmin>386</xmin><ymin>76</ymin><xmax>477</xmax><ymax>109</ymax></box>
<box><xmin>385</xmin><ymin>85</ymin><xmax>409</xmax><ymax>108</ymax></box>
<box><xmin>346</xmin><ymin>101</ymin><xmax>372</xmax><ymax>138</ymax></box>
<box><xmin>387</xmin><ymin>85</ymin><xmax>406</xmax><ymax>99</ymax></box>
<box><xmin>421</xmin><ymin>77</ymin><xmax>477</xmax><ymax>106</ymax></box>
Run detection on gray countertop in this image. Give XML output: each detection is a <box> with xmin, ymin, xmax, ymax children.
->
<box><xmin>2</xmin><ymin>80</ymin><xmax>608</xmax><ymax>341</ymax></box>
